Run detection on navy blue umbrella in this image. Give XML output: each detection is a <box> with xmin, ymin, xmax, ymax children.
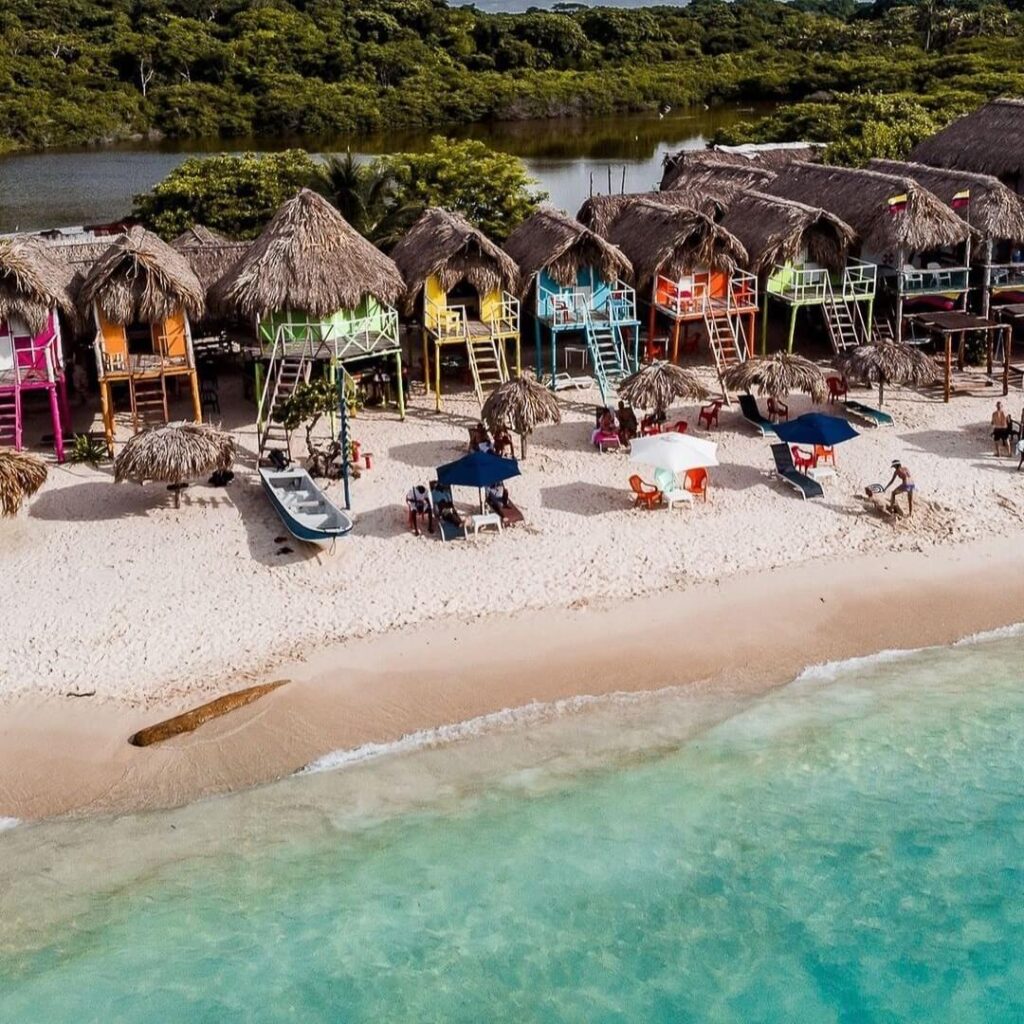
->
<box><xmin>436</xmin><ymin>451</ymin><xmax>521</xmax><ymax>508</ymax></box>
<box><xmin>773</xmin><ymin>413</ymin><xmax>859</xmax><ymax>447</ymax></box>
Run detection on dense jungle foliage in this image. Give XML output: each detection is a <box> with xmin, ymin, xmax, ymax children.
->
<box><xmin>2</xmin><ymin>0</ymin><xmax>1023</xmax><ymax>158</ymax></box>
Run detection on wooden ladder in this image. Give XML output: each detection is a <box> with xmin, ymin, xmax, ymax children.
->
<box><xmin>823</xmin><ymin>280</ymin><xmax>864</xmax><ymax>355</ymax></box>
<box><xmin>703</xmin><ymin>300</ymin><xmax>743</xmax><ymax>402</ymax></box>
<box><xmin>0</xmin><ymin>388</ymin><xmax>20</xmax><ymax>448</ymax></box>
<box><xmin>129</xmin><ymin>377</ymin><xmax>169</xmax><ymax>432</ymax></box>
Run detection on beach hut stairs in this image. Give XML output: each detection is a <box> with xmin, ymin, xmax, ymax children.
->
<box><xmin>583</xmin><ymin>307</ymin><xmax>630</xmax><ymax>405</ymax></box>
<box><xmin>255</xmin><ymin>326</ymin><xmax>317</xmax><ymax>459</ymax></box>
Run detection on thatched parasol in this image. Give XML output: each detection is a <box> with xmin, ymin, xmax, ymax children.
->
<box><xmin>601</xmin><ymin>201</ymin><xmax>747</xmax><ymax>293</ymax></box>
<box><xmin>722</xmin><ymin>352</ymin><xmax>827</xmax><ymax>403</ymax></box>
<box><xmin>481</xmin><ymin>373</ymin><xmax>561</xmax><ymax>458</ymax></box>
<box><xmin>114</xmin><ymin>422</ymin><xmax>236</xmax><ymax>508</ymax></box>
<box><xmin>0</xmin><ymin>236</ymin><xmax>77</xmax><ymax>334</ymax></box>
<box><xmin>869</xmin><ymin>160</ymin><xmax>1024</xmax><ymax>244</ymax></box>
<box><xmin>836</xmin><ymin>341</ymin><xmax>938</xmax><ymax>406</ymax></box>
<box><xmin>910</xmin><ymin>98</ymin><xmax>1024</xmax><ymax>183</ymax></box>
<box><xmin>618</xmin><ymin>361</ymin><xmax>710</xmax><ymax>418</ymax></box>
<box><xmin>81</xmin><ymin>227</ymin><xmax>205</xmax><ymax>325</ymax></box>
<box><xmin>390</xmin><ymin>208</ymin><xmax>519</xmax><ymax>316</ymax></box>
<box><xmin>212</xmin><ymin>189</ymin><xmax>404</xmax><ymax>320</ymax></box>
<box><xmin>0</xmin><ymin>449</ymin><xmax>47</xmax><ymax>517</ymax></box>
<box><xmin>765</xmin><ymin>163</ymin><xmax>972</xmax><ymax>255</ymax></box>
<box><xmin>503</xmin><ymin>205</ymin><xmax>633</xmax><ymax>294</ymax></box>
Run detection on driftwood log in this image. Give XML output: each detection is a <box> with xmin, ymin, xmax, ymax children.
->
<box><xmin>129</xmin><ymin>680</ymin><xmax>289</xmax><ymax>747</ymax></box>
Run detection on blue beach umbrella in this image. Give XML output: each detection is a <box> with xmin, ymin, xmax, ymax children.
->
<box><xmin>773</xmin><ymin>413</ymin><xmax>859</xmax><ymax>447</ymax></box>
<box><xmin>436</xmin><ymin>450</ymin><xmax>521</xmax><ymax>509</ymax></box>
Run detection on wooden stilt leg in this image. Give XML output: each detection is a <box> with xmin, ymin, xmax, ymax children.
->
<box><xmin>188</xmin><ymin>370</ymin><xmax>202</xmax><ymax>425</ymax></box>
<box><xmin>394</xmin><ymin>350</ymin><xmax>406</xmax><ymax>419</ymax></box>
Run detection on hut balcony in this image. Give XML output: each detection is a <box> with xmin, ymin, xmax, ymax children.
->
<box><xmin>654</xmin><ymin>269</ymin><xmax>758</xmax><ymax>321</ymax></box>
<box><xmin>766</xmin><ymin>258</ymin><xmax>877</xmax><ymax>306</ymax></box>
<box><xmin>536</xmin><ymin>279</ymin><xmax>638</xmax><ymax>329</ymax></box>
<box><xmin>989</xmin><ymin>259</ymin><xmax>1024</xmax><ymax>295</ymax></box>
<box><xmin>425</xmin><ymin>290</ymin><xmax>520</xmax><ymax>344</ymax></box>
<box><xmin>893</xmin><ymin>262</ymin><xmax>970</xmax><ymax>298</ymax></box>
<box><xmin>261</xmin><ymin>307</ymin><xmax>401</xmax><ymax>363</ymax></box>
<box><xmin>0</xmin><ymin>317</ymin><xmax>63</xmax><ymax>389</ymax></box>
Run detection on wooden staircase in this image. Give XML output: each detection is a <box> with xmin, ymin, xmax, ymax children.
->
<box><xmin>466</xmin><ymin>334</ymin><xmax>508</xmax><ymax>406</ymax></box>
<box><xmin>129</xmin><ymin>377</ymin><xmax>169</xmax><ymax>432</ymax></box>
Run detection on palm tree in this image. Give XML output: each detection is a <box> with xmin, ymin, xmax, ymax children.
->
<box><xmin>317</xmin><ymin>151</ymin><xmax>420</xmax><ymax>247</ymax></box>
<box><xmin>481</xmin><ymin>373</ymin><xmax>561</xmax><ymax>458</ymax></box>
<box><xmin>721</xmin><ymin>352</ymin><xmax>827</xmax><ymax>403</ymax></box>
<box><xmin>837</xmin><ymin>341</ymin><xmax>938</xmax><ymax>406</ymax></box>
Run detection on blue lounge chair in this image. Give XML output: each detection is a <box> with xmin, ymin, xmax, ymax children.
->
<box><xmin>429</xmin><ymin>481</ymin><xmax>466</xmax><ymax>542</ymax></box>
<box><xmin>738</xmin><ymin>394</ymin><xmax>777</xmax><ymax>437</ymax></box>
<box><xmin>770</xmin><ymin>444</ymin><xmax>824</xmax><ymax>501</ymax></box>
<box><xmin>844</xmin><ymin>400</ymin><xmax>893</xmax><ymax>428</ymax></box>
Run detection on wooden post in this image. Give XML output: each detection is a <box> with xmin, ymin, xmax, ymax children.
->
<box><xmin>1003</xmin><ymin>324</ymin><xmax>1010</xmax><ymax>396</ymax></box>
<box><xmin>647</xmin><ymin>295</ymin><xmax>657</xmax><ymax>361</ymax></box>
<box><xmin>421</xmin><ymin>327</ymin><xmax>430</xmax><ymax>392</ymax></box>
<box><xmin>760</xmin><ymin>297</ymin><xmax>769</xmax><ymax>355</ymax></box>
<box><xmin>895</xmin><ymin>248</ymin><xmax>906</xmax><ymax>344</ymax></box>
<box><xmin>786</xmin><ymin>307</ymin><xmax>797</xmax><ymax>354</ymax></box>
<box><xmin>434</xmin><ymin>340</ymin><xmax>442</xmax><ymax>412</ymax></box>
<box><xmin>670</xmin><ymin>319</ymin><xmax>681</xmax><ymax>363</ymax></box>
<box><xmin>962</xmin><ymin>234</ymin><xmax>972</xmax><ymax>313</ymax></box>
<box><xmin>986</xmin><ymin>331</ymin><xmax>993</xmax><ymax>382</ymax></box>
<box><xmin>394</xmin><ymin>350</ymin><xmax>406</xmax><ymax>419</ymax></box>
<box><xmin>534</xmin><ymin>317</ymin><xmax>543</xmax><ymax>377</ymax></box>
<box><xmin>980</xmin><ymin>239</ymin><xmax>993</xmax><ymax>319</ymax></box>
<box><xmin>945</xmin><ymin>334</ymin><xmax>952</xmax><ymax>403</ymax></box>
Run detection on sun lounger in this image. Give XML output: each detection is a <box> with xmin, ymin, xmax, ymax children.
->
<box><xmin>544</xmin><ymin>372</ymin><xmax>595</xmax><ymax>391</ymax></box>
<box><xmin>844</xmin><ymin>400</ymin><xmax>893</xmax><ymax>428</ymax></box>
<box><xmin>738</xmin><ymin>394</ymin><xmax>777</xmax><ymax>437</ymax></box>
<box><xmin>489</xmin><ymin>496</ymin><xmax>524</xmax><ymax>525</ymax></box>
<box><xmin>770</xmin><ymin>444</ymin><xmax>824</xmax><ymax>501</ymax></box>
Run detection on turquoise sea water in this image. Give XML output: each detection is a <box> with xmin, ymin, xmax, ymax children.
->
<box><xmin>2</xmin><ymin>634</ymin><xmax>1023</xmax><ymax>1023</ymax></box>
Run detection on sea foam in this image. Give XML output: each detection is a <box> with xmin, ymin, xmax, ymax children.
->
<box><xmin>0</xmin><ymin>817</ymin><xmax>20</xmax><ymax>832</ymax></box>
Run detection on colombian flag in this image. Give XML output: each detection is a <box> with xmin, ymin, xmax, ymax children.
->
<box><xmin>887</xmin><ymin>193</ymin><xmax>908</xmax><ymax>216</ymax></box>
<box><xmin>952</xmin><ymin>188</ymin><xmax>970</xmax><ymax>209</ymax></box>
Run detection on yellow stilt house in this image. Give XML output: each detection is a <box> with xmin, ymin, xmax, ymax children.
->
<box><xmin>391</xmin><ymin>208</ymin><xmax>520</xmax><ymax>410</ymax></box>
<box><xmin>81</xmin><ymin>228</ymin><xmax>205</xmax><ymax>453</ymax></box>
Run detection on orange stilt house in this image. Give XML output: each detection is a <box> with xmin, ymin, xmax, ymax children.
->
<box><xmin>578</xmin><ymin>194</ymin><xmax>751</xmax><ymax>392</ymax></box>
<box><xmin>81</xmin><ymin>228</ymin><xmax>205</xmax><ymax>453</ymax></box>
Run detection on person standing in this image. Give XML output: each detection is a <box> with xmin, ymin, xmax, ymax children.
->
<box><xmin>992</xmin><ymin>401</ymin><xmax>1012</xmax><ymax>457</ymax></box>
<box><xmin>883</xmin><ymin>459</ymin><xmax>915</xmax><ymax>516</ymax></box>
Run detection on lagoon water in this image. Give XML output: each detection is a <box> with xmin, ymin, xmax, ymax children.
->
<box><xmin>0</xmin><ymin>104</ymin><xmax>769</xmax><ymax>234</ymax></box>
<box><xmin>2</xmin><ymin>633</ymin><xmax>1023</xmax><ymax>1023</ymax></box>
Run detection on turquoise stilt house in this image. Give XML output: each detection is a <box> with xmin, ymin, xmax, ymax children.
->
<box><xmin>213</xmin><ymin>189</ymin><xmax>406</xmax><ymax>459</ymax></box>
<box><xmin>503</xmin><ymin>204</ymin><xmax>638</xmax><ymax>404</ymax></box>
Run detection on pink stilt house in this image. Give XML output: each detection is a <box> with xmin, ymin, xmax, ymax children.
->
<box><xmin>0</xmin><ymin>238</ymin><xmax>74</xmax><ymax>461</ymax></box>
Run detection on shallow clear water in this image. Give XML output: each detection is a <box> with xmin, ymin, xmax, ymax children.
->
<box><xmin>2</xmin><ymin>634</ymin><xmax>1023</xmax><ymax>1023</ymax></box>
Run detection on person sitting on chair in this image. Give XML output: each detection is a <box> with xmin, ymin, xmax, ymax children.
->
<box><xmin>592</xmin><ymin>407</ymin><xmax>619</xmax><ymax>448</ymax></box>
<box><xmin>470</xmin><ymin>422</ymin><xmax>493</xmax><ymax>453</ymax></box>
<box><xmin>405</xmin><ymin>485</ymin><xmax>433</xmax><ymax>536</ymax></box>
<box><xmin>617</xmin><ymin>401</ymin><xmax>638</xmax><ymax>444</ymax></box>
<box><xmin>485</xmin><ymin>481</ymin><xmax>509</xmax><ymax>513</ymax></box>
<box><xmin>493</xmin><ymin>429</ymin><xmax>515</xmax><ymax>457</ymax></box>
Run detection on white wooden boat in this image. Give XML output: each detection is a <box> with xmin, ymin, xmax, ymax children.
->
<box><xmin>259</xmin><ymin>467</ymin><xmax>353</xmax><ymax>545</ymax></box>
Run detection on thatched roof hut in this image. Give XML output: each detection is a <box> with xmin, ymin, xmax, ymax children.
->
<box><xmin>661</xmin><ymin>160</ymin><xmax>778</xmax><ymax>195</ymax></box>
<box><xmin>503</xmin><ymin>205</ymin><xmax>633</xmax><ymax>294</ymax></box>
<box><xmin>213</xmin><ymin>189</ymin><xmax>404</xmax><ymax>321</ymax></box>
<box><xmin>390</xmin><ymin>208</ymin><xmax>519</xmax><ymax>316</ymax></box>
<box><xmin>868</xmin><ymin>159</ymin><xmax>1024</xmax><ymax>244</ymax></box>
<box><xmin>601</xmin><ymin>200</ymin><xmax>747</xmax><ymax>291</ymax></box>
<box><xmin>81</xmin><ymin>227</ymin><xmax>205</xmax><ymax>325</ymax></box>
<box><xmin>576</xmin><ymin>191</ymin><xmax>726</xmax><ymax>238</ymax></box>
<box><xmin>910</xmin><ymin>98</ymin><xmax>1024</xmax><ymax>186</ymax></box>
<box><xmin>0</xmin><ymin>236</ymin><xmax>76</xmax><ymax>333</ymax></box>
<box><xmin>171</xmin><ymin>226</ymin><xmax>250</xmax><ymax>295</ymax></box>
<box><xmin>764</xmin><ymin>163</ymin><xmax>972</xmax><ymax>255</ymax></box>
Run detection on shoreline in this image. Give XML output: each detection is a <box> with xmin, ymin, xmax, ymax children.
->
<box><xmin>3</xmin><ymin>535</ymin><xmax>1023</xmax><ymax>824</ymax></box>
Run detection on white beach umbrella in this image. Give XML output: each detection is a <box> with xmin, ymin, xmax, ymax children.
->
<box><xmin>629</xmin><ymin>433</ymin><xmax>718</xmax><ymax>474</ymax></box>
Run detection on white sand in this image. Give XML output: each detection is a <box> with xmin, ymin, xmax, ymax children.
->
<box><xmin>2</xmin><ymin>367</ymin><xmax>1023</xmax><ymax>705</ymax></box>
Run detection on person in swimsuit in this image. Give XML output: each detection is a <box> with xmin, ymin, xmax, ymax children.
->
<box><xmin>992</xmin><ymin>401</ymin><xmax>1012</xmax><ymax>457</ymax></box>
<box><xmin>883</xmin><ymin>459</ymin><xmax>915</xmax><ymax>516</ymax></box>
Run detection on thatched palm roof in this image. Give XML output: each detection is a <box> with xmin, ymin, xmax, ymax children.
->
<box><xmin>0</xmin><ymin>449</ymin><xmax>46</xmax><ymax>517</ymax></box>
<box><xmin>390</xmin><ymin>208</ymin><xmax>519</xmax><ymax>316</ymax></box>
<box><xmin>600</xmin><ymin>200</ymin><xmax>747</xmax><ymax>290</ymax></box>
<box><xmin>661</xmin><ymin>161</ymin><xmax>778</xmax><ymax>195</ymax></box>
<box><xmin>836</xmin><ymin>340</ymin><xmax>938</xmax><ymax>405</ymax></box>
<box><xmin>503</xmin><ymin>205</ymin><xmax>633</xmax><ymax>294</ymax></box>
<box><xmin>171</xmin><ymin>225</ymin><xmax>251</xmax><ymax>296</ymax></box>
<box><xmin>0</xmin><ymin>236</ymin><xmax>76</xmax><ymax>333</ymax></box>
<box><xmin>481</xmin><ymin>373</ymin><xmax>561</xmax><ymax>457</ymax></box>
<box><xmin>910</xmin><ymin>98</ymin><xmax>1024</xmax><ymax>183</ymax></box>
<box><xmin>213</xmin><ymin>189</ymin><xmax>404</xmax><ymax>320</ymax></box>
<box><xmin>659</xmin><ymin>148</ymin><xmax>791</xmax><ymax>192</ymax></box>
<box><xmin>81</xmin><ymin>227</ymin><xmax>205</xmax><ymax>325</ymax></box>
<box><xmin>868</xmin><ymin>160</ymin><xmax>1024</xmax><ymax>244</ymax></box>
<box><xmin>577</xmin><ymin>191</ymin><xmax>726</xmax><ymax>238</ymax></box>
<box><xmin>721</xmin><ymin>352</ymin><xmax>827</xmax><ymax>402</ymax></box>
<box><xmin>618</xmin><ymin>361</ymin><xmax>710</xmax><ymax>414</ymax></box>
<box><xmin>764</xmin><ymin>163</ymin><xmax>972</xmax><ymax>255</ymax></box>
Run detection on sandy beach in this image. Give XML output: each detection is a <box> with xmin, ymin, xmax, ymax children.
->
<box><xmin>3</xmin><ymin>368</ymin><xmax>1024</xmax><ymax>820</ymax></box>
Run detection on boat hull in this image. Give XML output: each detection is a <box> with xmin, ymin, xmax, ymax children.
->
<box><xmin>258</xmin><ymin>467</ymin><xmax>353</xmax><ymax>545</ymax></box>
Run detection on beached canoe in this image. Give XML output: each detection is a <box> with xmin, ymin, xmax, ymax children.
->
<box><xmin>259</xmin><ymin>466</ymin><xmax>353</xmax><ymax>545</ymax></box>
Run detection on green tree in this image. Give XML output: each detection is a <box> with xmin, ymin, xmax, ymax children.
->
<box><xmin>378</xmin><ymin>136</ymin><xmax>545</xmax><ymax>240</ymax></box>
<box><xmin>133</xmin><ymin>149</ymin><xmax>322</xmax><ymax>239</ymax></box>
<box><xmin>317</xmin><ymin>151</ymin><xmax>419</xmax><ymax>245</ymax></box>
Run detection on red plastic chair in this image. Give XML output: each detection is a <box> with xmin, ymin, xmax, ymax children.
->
<box><xmin>814</xmin><ymin>444</ymin><xmax>836</xmax><ymax>467</ymax></box>
<box><xmin>629</xmin><ymin>474</ymin><xmax>662</xmax><ymax>510</ymax></box>
<box><xmin>683</xmin><ymin>468</ymin><xmax>708</xmax><ymax>502</ymax></box>
<box><xmin>640</xmin><ymin>417</ymin><xmax>662</xmax><ymax>436</ymax></box>
<box><xmin>827</xmin><ymin>376</ymin><xmax>848</xmax><ymax>403</ymax></box>
<box><xmin>671</xmin><ymin>420</ymin><xmax>688</xmax><ymax>434</ymax></box>
<box><xmin>698</xmin><ymin>400</ymin><xmax>722</xmax><ymax>430</ymax></box>
<box><xmin>767</xmin><ymin>397</ymin><xmax>789</xmax><ymax>421</ymax></box>
<box><xmin>791</xmin><ymin>445</ymin><xmax>815</xmax><ymax>472</ymax></box>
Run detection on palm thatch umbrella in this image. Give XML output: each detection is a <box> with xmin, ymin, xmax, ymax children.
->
<box><xmin>481</xmin><ymin>373</ymin><xmax>561</xmax><ymax>458</ymax></box>
<box><xmin>81</xmin><ymin>226</ymin><xmax>205</xmax><ymax>325</ymax></box>
<box><xmin>0</xmin><ymin>236</ymin><xmax>77</xmax><ymax>335</ymax></box>
<box><xmin>836</xmin><ymin>341</ymin><xmax>938</xmax><ymax>406</ymax></box>
<box><xmin>0</xmin><ymin>449</ymin><xmax>47</xmax><ymax>517</ymax></box>
<box><xmin>722</xmin><ymin>352</ymin><xmax>827</xmax><ymax>403</ymax></box>
<box><xmin>618</xmin><ymin>361</ymin><xmax>710</xmax><ymax>419</ymax></box>
<box><xmin>114</xmin><ymin>422</ymin><xmax>236</xmax><ymax>508</ymax></box>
